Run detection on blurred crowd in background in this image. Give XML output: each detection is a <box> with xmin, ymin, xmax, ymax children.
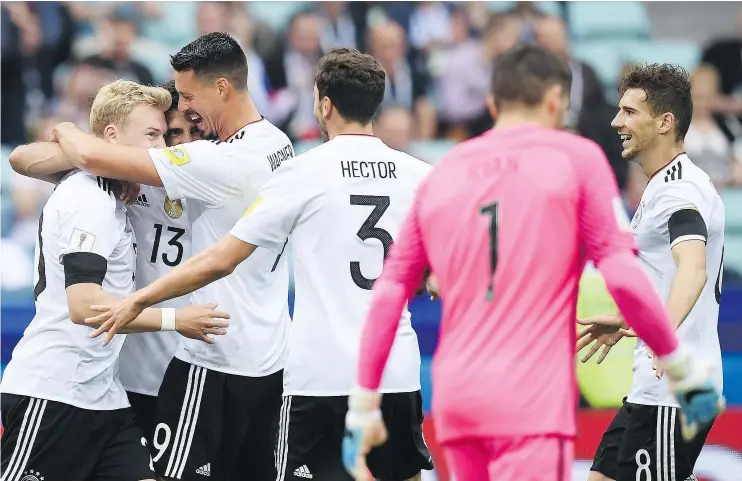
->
<box><xmin>4</xmin><ymin>1</ymin><xmax>742</xmax><ymax>290</ymax></box>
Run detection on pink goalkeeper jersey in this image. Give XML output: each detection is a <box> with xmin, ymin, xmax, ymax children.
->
<box><xmin>357</xmin><ymin>125</ymin><xmax>680</xmax><ymax>443</ymax></box>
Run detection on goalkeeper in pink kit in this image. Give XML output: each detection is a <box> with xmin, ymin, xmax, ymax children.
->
<box><xmin>343</xmin><ymin>46</ymin><xmax>723</xmax><ymax>480</ymax></box>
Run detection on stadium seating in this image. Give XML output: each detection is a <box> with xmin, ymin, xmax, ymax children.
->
<box><xmin>567</xmin><ymin>1</ymin><xmax>652</xmax><ymax>42</ymax></box>
<box><xmin>247</xmin><ymin>1</ymin><xmax>309</xmax><ymax>31</ymax></box>
<box><xmin>140</xmin><ymin>1</ymin><xmax>199</xmax><ymax>49</ymax></box>
<box><xmin>485</xmin><ymin>1</ymin><xmax>562</xmax><ymax>16</ymax></box>
<box><xmin>722</xmin><ymin>189</ymin><xmax>742</xmax><ymax>234</ymax></box>
<box><xmin>624</xmin><ymin>40</ymin><xmax>701</xmax><ymax>72</ymax></box>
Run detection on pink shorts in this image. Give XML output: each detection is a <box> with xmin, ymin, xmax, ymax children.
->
<box><xmin>442</xmin><ymin>435</ymin><xmax>573</xmax><ymax>481</ymax></box>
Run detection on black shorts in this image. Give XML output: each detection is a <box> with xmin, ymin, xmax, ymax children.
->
<box><xmin>1</xmin><ymin>393</ymin><xmax>154</xmax><ymax>481</ymax></box>
<box><xmin>151</xmin><ymin>357</ymin><xmax>283</xmax><ymax>481</ymax></box>
<box><xmin>128</xmin><ymin>391</ymin><xmax>157</xmax><ymax>442</ymax></box>
<box><xmin>591</xmin><ymin>399</ymin><xmax>713</xmax><ymax>481</ymax></box>
<box><xmin>276</xmin><ymin>391</ymin><xmax>434</xmax><ymax>481</ymax></box>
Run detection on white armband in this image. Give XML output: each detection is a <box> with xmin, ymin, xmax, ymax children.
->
<box><xmin>160</xmin><ymin>308</ymin><xmax>176</xmax><ymax>331</ymax></box>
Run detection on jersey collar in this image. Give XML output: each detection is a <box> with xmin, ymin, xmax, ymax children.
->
<box><xmin>647</xmin><ymin>152</ymin><xmax>687</xmax><ymax>184</ymax></box>
<box><xmin>225</xmin><ymin>116</ymin><xmax>267</xmax><ymax>143</ymax></box>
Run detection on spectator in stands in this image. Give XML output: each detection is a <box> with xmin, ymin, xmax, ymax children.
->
<box><xmin>701</xmin><ymin>10</ymin><xmax>742</xmax><ymax>117</ymax></box>
<box><xmin>1</xmin><ymin>3</ymin><xmax>40</xmax><ymax>146</ymax></box>
<box><xmin>408</xmin><ymin>2</ymin><xmax>454</xmax><ymax>52</ymax></box>
<box><xmin>375</xmin><ymin>106</ymin><xmax>414</xmax><ymax>154</ymax></box>
<box><xmin>316</xmin><ymin>2</ymin><xmax>360</xmax><ymax>52</ymax></box>
<box><xmin>265</xmin><ymin>10</ymin><xmax>323</xmax><ymax>140</ymax></box>
<box><xmin>536</xmin><ymin>15</ymin><xmax>627</xmax><ymax>190</ymax></box>
<box><xmin>196</xmin><ymin>1</ymin><xmax>229</xmax><ymax>36</ymax></box>
<box><xmin>7</xmin><ymin>115</ymin><xmax>57</xmax><ymax>249</ymax></box>
<box><xmin>56</xmin><ymin>58</ymin><xmax>118</xmax><ymax>129</ymax></box>
<box><xmin>685</xmin><ymin>65</ymin><xmax>742</xmax><ymax>188</ymax></box>
<box><xmin>435</xmin><ymin>8</ymin><xmax>495</xmax><ymax>141</ymax></box>
<box><xmin>228</xmin><ymin>6</ymin><xmax>273</xmax><ymax>120</ymax></box>
<box><xmin>194</xmin><ymin>2</ymin><xmax>272</xmax><ymax>119</ymax></box>
<box><xmin>81</xmin><ymin>8</ymin><xmax>154</xmax><ymax>86</ymax></box>
<box><xmin>368</xmin><ymin>20</ymin><xmax>436</xmax><ymax>139</ymax></box>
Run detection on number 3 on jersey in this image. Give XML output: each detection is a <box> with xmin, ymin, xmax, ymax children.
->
<box><xmin>350</xmin><ymin>195</ymin><xmax>393</xmax><ymax>289</ymax></box>
<box><xmin>480</xmin><ymin>202</ymin><xmax>499</xmax><ymax>301</ymax></box>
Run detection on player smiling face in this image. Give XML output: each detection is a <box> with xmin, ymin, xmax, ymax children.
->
<box><xmin>90</xmin><ymin>80</ymin><xmax>170</xmax><ymax>149</ymax></box>
<box><xmin>612</xmin><ymin>88</ymin><xmax>661</xmax><ymax>161</ymax></box>
<box><xmin>170</xmin><ymin>33</ymin><xmax>250</xmax><ymax>140</ymax></box>
<box><xmin>612</xmin><ymin>64</ymin><xmax>692</xmax><ymax>162</ymax></box>
<box><xmin>165</xmin><ymin>109</ymin><xmax>202</xmax><ymax>146</ymax></box>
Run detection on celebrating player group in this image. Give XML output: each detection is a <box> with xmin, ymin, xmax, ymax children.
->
<box><xmin>1</xmin><ymin>27</ymin><xmax>724</xmax><ymax>481</ymax></box>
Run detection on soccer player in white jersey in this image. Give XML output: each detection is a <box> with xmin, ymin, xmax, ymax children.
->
<box><xmin>8</xmin><ymin>80</ymin><xmax>203</xmax><ymax>440</ymax></box>
<box><xmin>88</xmin><ymin>48</ymin><xmax>435</xmax><ymax>481</ymax></box>
<box><xmin>577</xmin><ymin>64</ymin><xmax>725</xmax><ymax>481</ymax></box>
<box><xmin>120</xmin><ymin>79</ymin><xmax>201</xmax><ymax>439</ymax></box>
<box><xmin>1</xmin><ymin>81</ymin><xmax>228</xmax><ymax>481</ymax></box>
<box><xmin>44</xmin><ymin>33</ymin><xmax>295</xmax><ymax>481</ymax></box>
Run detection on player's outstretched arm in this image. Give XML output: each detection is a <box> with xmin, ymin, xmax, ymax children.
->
<box><xmin>9</xmin><ymin>141</ymin><xmax>140</xmax><ymax>204</ymax></box>
<box><xmin>9</xmin><ymin>141</ymin><xmax>74</xmax><ymax>184</ymax></box>
<box><xmin>64</xmin><ymin>254</ymin><xmax>228</xmax><ymax>343</ymax></box>
<box><xmin>53</xmin><ymin>122</ymin><xmax>163</xmax><ymax>186</ymax></box>
<box><xmin>85</xmin><ymin>234</ymin><xmax>254</xmax><ymax>345</ymax></box>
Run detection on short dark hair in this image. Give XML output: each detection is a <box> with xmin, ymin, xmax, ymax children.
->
<box><xmin>170</xmin><ymin>32</ymin><xmax>248</xmax><ymax>90</ymax></box>
<box><xmin>315</xmin><ymin>48</ymin><xmax>386</xmax><ymax>124</ymax></box>
<box><xmin>490</xmin><ymin>45</ymin><xmax>572</xmax><ymax>109</ymax></box>
<box><xmin>162</xmin><ymin>80</ymin><xmax>179</xmax><ymax>113</ymax></box>
<box><xmin>618</xmin><ymin>63</ymin><xmax>692</xmax><ymax>142</ymax></box>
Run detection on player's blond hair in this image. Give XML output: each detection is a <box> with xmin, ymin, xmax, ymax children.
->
<box><xmin>89</xmin><ymin>80</ymin><xmax>171</xmax><ymax>137</ymax></box>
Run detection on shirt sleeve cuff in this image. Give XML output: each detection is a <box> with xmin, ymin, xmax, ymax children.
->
<box><xmin>229</xmin><ymin>219</ymin><xmax>284</xmax><ymax>254</ymax></box>
<box><xmin>149</xmin><ymin>149</ymin><xmax>185</xmax><ymax>200</ymax></box>
<box><xmin>670</xmin><ymin>234</ymin><xmax>707</xmax><ymax>248</ymax></box>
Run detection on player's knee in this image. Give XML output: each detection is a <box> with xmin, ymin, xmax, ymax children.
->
<box><xmin>404</xmin><ymin>473</ymin><xmax>422</xmax><ymax>481</ymax></box>
<box><xmin>587</xmin><ymin>470</ymin><xmax>615</xmax><ymax>481</ymax></box>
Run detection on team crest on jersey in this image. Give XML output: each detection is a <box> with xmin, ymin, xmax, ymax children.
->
<box><xmin>631</xmin><ymin>201</ymin><xmax>645</xmax><ymax>230</ymax></box>
<box><xmin>162</xmin><ymin>146</ymin><xmax>191</xmax><ymax>166</ymax></box>
<box><xmin>164</xmin><ymin>196</ymin><xmax>184</xmax><ymax>219</ymax></box>
<box><xmin>21</xmin><ymin>470</ymin><xmax>43</xmax><ymax>481</ymax></box>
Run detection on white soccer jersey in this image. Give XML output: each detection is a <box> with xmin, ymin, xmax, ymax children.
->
<box><xmin>119</xmin><ymin>185</ymin><xmax>191</xmax><ymax>397</ymax></box>
<box><xmin>231</xmin><ymin>135</ymin><xmax>430</xmax><ymax>395</ymax></box>
<box><xmin>627</xmin><ymin>154</ymin><xmax>725</xmax><ymax>407</ymax></box>
<box><xmin>148</xmin><ymin>119</ymin><xmax>295</xmax><ymax>376</ymax></box>
<box><xmin>1</xmin><ymin>172</ymin><xmax>136</xmax><ymax>410</ymax></box>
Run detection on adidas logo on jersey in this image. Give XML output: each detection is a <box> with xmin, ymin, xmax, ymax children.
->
<box><xmin>293</xmin><ymin>465</ymin><xmax>313</xmax><ymax>479</ymax></box>
<box><xmin>134</xmin><ymin>194</ymin><xmax>150</xmax><ymax>207</ymax></box>
<box><xmin>196</xmin><ymin>463</ymin><xmax>211</xmax><ymax>476</ymax></box>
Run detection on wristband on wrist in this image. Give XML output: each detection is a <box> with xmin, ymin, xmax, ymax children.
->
<box><xmin>160</xmin><ymin>308</ymin><xmax>176</xmax><ymax>331</ymax></box>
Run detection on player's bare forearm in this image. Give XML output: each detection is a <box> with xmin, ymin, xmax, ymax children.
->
<box><xmin>134</xmin><ymin>234</ymin><xmax>256</xmax><ymax>308</ymax></box>
<box><xmin>597</xmin><ymin>250</ymin><xmax>679</xmax><ymax>357</ymax></box>
<box><xmin>53</xmin><ymin>122</ymin><xmax>163</xmax><ymax>186</ymax></box>
<box><xmin>9</xmin><ymin>142</ymin><xmax>73</xmax><ymax>184</ymax></box>
<box><xmin>66</xmin><ymin>284</ymin><xmax>162</xmax><ymax>332</ymax></box>
<box><xmin>667</xmin><ymin>240</ymin><xmax>707</xmax><ymax>329</ymax></box>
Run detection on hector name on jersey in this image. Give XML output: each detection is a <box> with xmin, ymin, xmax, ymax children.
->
<box><xmin>231</xmin><ymin>135</ymin><xmax>431</xmax><ymax>396</ymax></box>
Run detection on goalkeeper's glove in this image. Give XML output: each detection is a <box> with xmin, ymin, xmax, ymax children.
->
<box><xmin>343</xmin><ymin>388</ymin><xmax>386</xmax><ymax>480</ymax></box>
<box><xmin>660</xmin><ymin>346</ymin><xmax>725</xmax><ymax>440</ymax></box>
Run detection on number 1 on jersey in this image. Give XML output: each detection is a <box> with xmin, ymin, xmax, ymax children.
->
<box><xmin>480</xmin><ymin>202</ymin><xmax>499</xmax><ymax>301</ymax></box>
